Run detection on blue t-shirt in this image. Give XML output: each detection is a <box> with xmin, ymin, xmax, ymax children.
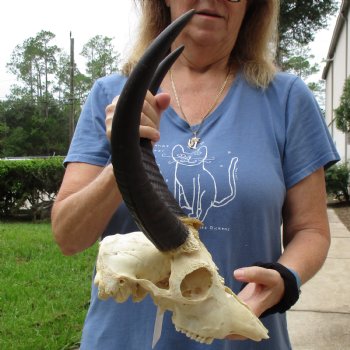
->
<box><xmin>65</xmin><ymin>72</ymin><xmax>339</xmax><ymax>350</ymax></box>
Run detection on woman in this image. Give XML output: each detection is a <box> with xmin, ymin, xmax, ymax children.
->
<box><xmin>51</xmin><ymin>0</ymin><xmax>340</xmax><ymax>349</ymax></box>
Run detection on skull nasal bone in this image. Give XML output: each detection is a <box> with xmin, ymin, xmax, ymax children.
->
<box><xmin>180</xmin><ymin>267</ymin><xmax>213</xmax><ymax>300</ymax></box>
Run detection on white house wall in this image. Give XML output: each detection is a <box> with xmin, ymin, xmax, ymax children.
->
<box><xmin>323</xmin><ymin>1</ymin><xmax>350</xmax><ymax>162</ymax></box>
<box><xmin>325</xmin><ymin>69</ymin><xmax>334</xmax><ymax>133</ymax></box>
<box><xmin>334</xmin><ymin>25</ymin><xmax>347</xmax><ymax>160</ymax></box>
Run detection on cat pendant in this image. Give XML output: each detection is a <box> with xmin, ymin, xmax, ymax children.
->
<box><xmin>188</xmin><ymin>136</ymin><xmax>201</xmax><ymax>149</ymax></box>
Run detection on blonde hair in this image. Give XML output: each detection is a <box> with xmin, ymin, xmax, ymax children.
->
<box><xmin>122</xmin><ymin>0</ymin><xmax>279</xmax><ymax>88</ymax></box>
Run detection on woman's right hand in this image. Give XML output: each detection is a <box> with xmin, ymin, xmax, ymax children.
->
<box><xmin>105</xmin><ymin>91</ymin><xmax>171</xmax><ymax>143</ymax></box>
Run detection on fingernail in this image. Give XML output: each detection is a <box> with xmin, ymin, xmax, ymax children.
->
<box><xmin>234</xmin><ymin>269</ymin><xmax>245</xmax><ymax>279</ymax></box>
<box><xmin>153</xmin><ymin>131</ymin><xmax>160</xmax><ymax>142</ymax></box>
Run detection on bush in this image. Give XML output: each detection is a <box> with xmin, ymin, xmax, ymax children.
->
<box><xmin>0</xmin><ymin>157</ymin><xmax>65</xmax><ymax>220</ymax></box>
<box><xmin>335</xmin><ymin>76</ymin><xmax>350</xmax><ymax>133</ymax></box>
<box><xmin>325</xmin><ymin>162</ymin><xmax>350</xmax><ymax>202</ymax></box>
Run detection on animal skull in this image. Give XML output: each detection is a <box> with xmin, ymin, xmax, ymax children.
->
<box><xmin>94</xmin><ymin>225</ymin><xmax>269</xmax><ymax>344</ymax></box>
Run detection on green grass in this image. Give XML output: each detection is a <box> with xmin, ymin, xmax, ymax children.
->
<box><xmin>0</xmin><ymin>222</ymin><xmax>98</xmax><ymax>350</ymax></box>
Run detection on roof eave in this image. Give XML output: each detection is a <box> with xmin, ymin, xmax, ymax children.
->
<box><xmin>322</xmin><ymin>0</ymin><xmax>350</xmax><ymax>79</ymax></box>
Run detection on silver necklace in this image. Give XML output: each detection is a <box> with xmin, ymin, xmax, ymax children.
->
<box><xmin>170</xmin><ymin>69</ymin><xmax>230</xmax><ymax>149</ymax></box>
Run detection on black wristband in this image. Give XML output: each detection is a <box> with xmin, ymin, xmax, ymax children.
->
<box><xmin>240</xmin><ymin>262</ymin><xmax>301</xmax><ymax>318</ymax></box>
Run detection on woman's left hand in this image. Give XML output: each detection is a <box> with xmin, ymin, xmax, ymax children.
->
<box><xmin>234</xmin><ymin>266</ymin><xmax>285</xmax><ymax>317</ymax></box>
<box><xmin>225</xmin><ymin>266</ymin><xmax>284</xmax><ymax>341</ymax></box>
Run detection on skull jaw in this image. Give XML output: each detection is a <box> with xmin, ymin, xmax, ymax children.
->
<box><xmin>95</xmin><ymin>231</ymin><xmax>269</xmax><ymax>343</ymax></box>
<box><xmin>170</xmin><ymin>290</ymin><xmax>269</xmax><ymax>344</ymax></box>
<box><xmin>145</xmin><ymin>247</ymin><xmax>269</xmax><ymax>344</ymax></box>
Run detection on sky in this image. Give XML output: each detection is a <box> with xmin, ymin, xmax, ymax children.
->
<box><xmin>0</xmin><ymin>0</ymin><xmax>340</xmax><ymax>100</ymax></box>
<box><xmin>0</xmin><ymin>0</ymin><xmax>136</xmax><ymax>99</ymax></box>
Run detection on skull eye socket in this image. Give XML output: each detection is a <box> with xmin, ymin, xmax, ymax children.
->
<box><xmin>180</xmin><ymin>267</ymin><xmax>213</xmax><ymax>300</ymax></box>
<box><xmin>156</xmin><ymin>277</ymin><xmax>170</xmax><ymax>290</ymax></box>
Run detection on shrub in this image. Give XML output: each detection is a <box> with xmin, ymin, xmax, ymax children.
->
<box><xmin>335</xmin><ymin>76</ymin><xmax>350</xmax><ymax>133</ymax></box>
<box><xmin>325</xmin><ymin>162</ymin><xmax>350</xmax><ymax>202</ymax></box>
<box><xmin>0</xmin><ymin>157</ymin><xmax>65</xmax><ymax>220</ymax></box>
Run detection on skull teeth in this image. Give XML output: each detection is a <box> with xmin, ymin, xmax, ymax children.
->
<box><xmin>175</xmin><ymin>325</ymin><xmax>214</xmax><ymax>344</ymax></box>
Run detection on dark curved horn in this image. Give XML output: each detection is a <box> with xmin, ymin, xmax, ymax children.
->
<box><xmin>140</xmin><ymin>45</ymin><xmax>186</xmax><ymax>219</ymax></box>
<box><xmin>111</xmin><ymin>10</ymin><xmax>195</xmax><ymax>251</ymax></box>
<box><xmin>149</xmin><ymin>45</ymin><xmax>184</xmax><ymax>95</ymax></box>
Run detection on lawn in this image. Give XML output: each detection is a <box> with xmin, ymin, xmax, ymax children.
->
<box><xmin>0</xmin><ymin>222</ymin><xmax>98</xmax><ymax>350</ymax></box>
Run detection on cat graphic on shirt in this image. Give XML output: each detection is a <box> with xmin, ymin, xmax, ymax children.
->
<box><xmin>171</xmin><ymin>145</ymin><xmax>238</xmax><ymax>221</ymax></box>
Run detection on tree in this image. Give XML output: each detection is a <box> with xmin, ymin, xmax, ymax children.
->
<box><xmin>0</xmin><ymin>94</ymin><xmax>70</xmax><ymax>157</ymax></box>
<box><xmin>279</xmin><ymin>0</ymin><xmax>338</xmax><ymax>64</ymax></box>
<box><xmin>282</xmin><ymin>45</ymin><xmax>319</xmax><ymax>79</ymax></box>
<box><xmin>335</xmin><ymin>77</ymin><xmax>350</xmax><ymax>133</ymax></box>
<box><xmin>281</xmin><ymin>42</ymin><xmax>327</xmax><ymax>111</ymax></box>
<box><xmin>0</xmin><ymin>100</ymin><xmax>9</xmax><ymax>156</ymax></box>
<box><xmin>278</xmin><ymin>1</ymin><xmax>340</xmax><ymax>111</ymax></box>
<box><xmin>6</xmin><ymin>30</ymin><xmax>61</xmax><ymax>103</ymax></box>
<box><xmin>2</xmin><ymin>31</ymin><xmax>124</xmax><ymax>157</ymax></box>
<box><xmin>54</xmin><ymin>52</ymin><xmax>91</xmax><ymax>105</ymax></box>
<box><xmin>80</xmin><ymin>35</ymin><xmax>120</xmax><ymax>85</ymax></box>
<box><xmin>308</xmin><ymin>80</ymin><xmax>326</xmax><ymax>114</ymax></box>
<box><xmin>53</xmin><ymin>53</ymin><xmax>71</xmax><ymax>102</ymax></box>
